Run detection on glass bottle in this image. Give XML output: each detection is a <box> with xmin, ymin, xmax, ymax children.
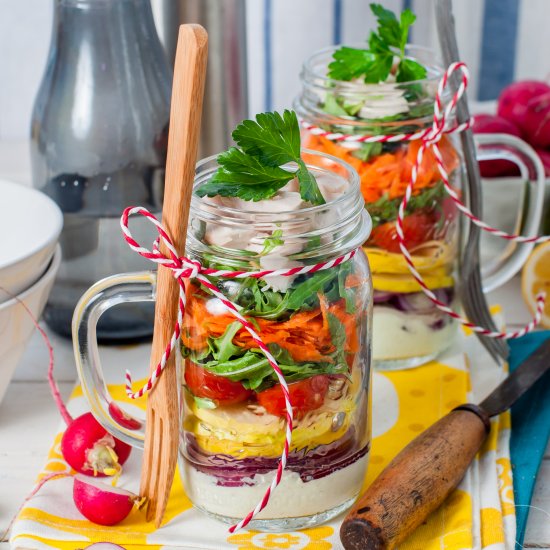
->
<box><xmin>30</xmin><ymin>0</ymin><xmax>171</xmax><ymax>341</ymax></box>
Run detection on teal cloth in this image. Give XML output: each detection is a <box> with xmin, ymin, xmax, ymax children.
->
<box><xmin>508</xmin><ymin>331</ymin><xmax>550</xmax><ymax>550</ymax></box>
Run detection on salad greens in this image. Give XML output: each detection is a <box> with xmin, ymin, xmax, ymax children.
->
<box><xmin>196</xmin><ymin>110</ymin><xmax>325</xmax><ymax>205</ymax></box>
<box><xmin>328</xmin><ymin>4</ymin><xmax>427</xmax><ymax>84</ymax></box>
<box><xmin>196</xmin><ymin>259</ymin><xmax>355</xmax><ymax>321</ymax></box>
<box><xmin>184</xmin><ymin>324</ymin><xmax>349</xmax><ymax>392</ymax></box>
<box><xmin>367</xmin><ymin>180</ymin><xmax>446</xmax><ymax>228</ymax></box>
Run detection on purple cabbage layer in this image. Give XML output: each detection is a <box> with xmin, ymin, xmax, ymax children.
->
<box><xmin>183</xmin><ymin>429</ymin><xmax>370</xmax><ymax>487</ymax></box>
<box><xmin>373</xmin><ymin>287</ymin><xmax>454</xmax><ymax>330</ymax></box>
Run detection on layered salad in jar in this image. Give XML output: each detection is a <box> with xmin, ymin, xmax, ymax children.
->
<box><xmin>180</xmin><ymin>111</ymin><xmax>372</xmax><ymax>529</ymax></box>
<box><xmin>297</xmin><ymin>4</ymin><xmax>460</xmax><ymax>368</ymax></box>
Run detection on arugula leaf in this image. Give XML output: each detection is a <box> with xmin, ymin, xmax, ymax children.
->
<box><xmin>198</xmin><ymin>110</ymin><xmax>325</xmax><ymax>206</ymax></box>
<box><xmin>351</xmin><ymin>142</ymin><xmax>383</xmax><ymax>162</ymax></box>
<box><xmin>327</xmin><ymin>312</ymin><xmax>347</xmax><ymax>367</ymax></box>
<box><xmin>259</xmin><ymin>229</ymin><xmax>284</xmax><ymax>256</ymax></box>
<box><xmin>323</xmin><ymin>93</ymin><xmax>363</xmax><ymax>117</ymax></box>
<box><xmin>198</xmin><ymin>345</ymin><xmax>348</xmax><ymax>392</ymax></box>
<box><xmin>367</xmin><ymin>180</ymin><xmax>446</xmax><ymax>227</ymax></box>
<box><xmin>323</xmin><ymin>93</ymin><xmax>350</xmax><ymax>117</ymax></box>
<box><xmin>327</xmin><ymin>3</ymin><xmax>426</xmax><ymax>84</ymax></box>
<box><xmin>209</xmin><ymin>322</ymin><xmax>242</xmax><ymax>363</ymax></box>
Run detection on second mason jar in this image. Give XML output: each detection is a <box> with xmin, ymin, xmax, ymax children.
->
<box><xmin>295</xmin><ymin>46</ymin><xmax>460</xmax><ymax>369</ymax></box>
<box><xmin>179</xmin><ymin>152</ymin><xmax>373</xmax><ymax>530</ymax></box>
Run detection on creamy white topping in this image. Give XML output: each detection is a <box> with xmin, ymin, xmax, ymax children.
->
<box><xmin>181</xmin><ymin>454</ymin><xmax>368</xmax><ymax>519</ymax></box>
<box><xmin>372</xmin><ymin>305</ymin><xmax>457</xmax><ymax>361</ymax></box>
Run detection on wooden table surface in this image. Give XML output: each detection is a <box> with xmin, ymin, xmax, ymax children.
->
<box><xmin>0</xmin><ymin>143</ymin><xmax>548</xmax><ymax>548</ymax></box>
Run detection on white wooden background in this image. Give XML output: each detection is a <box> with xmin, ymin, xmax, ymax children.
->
<box><xmin>1</xmin><ymin>0</ymin><xmax>550</xmax><ymax>141</ymax></box>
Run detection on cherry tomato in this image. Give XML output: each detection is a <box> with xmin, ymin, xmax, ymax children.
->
<box><xmin>257</xmin><ymin>375</ymin><xmax>330</xmax><ymax>417</ymax></box>
<box><xmin>185</xmin><ymin>361</ymin><xmax>252</xmax><ymax>405</ymax></box>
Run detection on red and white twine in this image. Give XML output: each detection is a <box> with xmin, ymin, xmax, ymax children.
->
<box><xmin>303</xmin><ymin>61</ymin><xmax>548</xmax><ymax>339</ymax></box>
<box><xmin>120</xmin><ymin>206</ymin><xmax>356</xmax><ymax>532</ymax></box>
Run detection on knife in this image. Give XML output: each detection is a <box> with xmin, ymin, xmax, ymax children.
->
<box><xmin>340</xmin><ymin>338</ymin><xmax>550</xmax><ymax>550</ymax></box>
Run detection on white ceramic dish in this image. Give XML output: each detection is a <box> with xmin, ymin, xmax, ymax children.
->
<box><xmin>0</xmin><ymin>180</ymin><xmax>62</xmax><ymax>301</ymax></box>
<box><xmin>0</xmin><ymin>245</ymin><xmax>61</xmax><ymax>405</ymax></box>
<box><xmin>480</xmin><ymin>177</ymin><xmax>550</xmax><ymax>291</ymax></box>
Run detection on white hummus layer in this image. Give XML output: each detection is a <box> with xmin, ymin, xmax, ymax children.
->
<box><xmin>181</xmin><ymin>453</ymin><xmax>368</xmax><ymax>519</ymax></box>
<box><xmin>372</xmin><ymin>305</ymin><xmax>457</xmax><ymax>360</ymax></box>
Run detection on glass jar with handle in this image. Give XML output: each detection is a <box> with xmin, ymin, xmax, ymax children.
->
<box><xmin>73</xmin><ymin>150</ymin><xmax>373</xmax><ymax>531</ymax></box>
<box><xmin>295</xmin><ymin>45</ymin><xmax>546</xmax><ymax>370</ymax></box>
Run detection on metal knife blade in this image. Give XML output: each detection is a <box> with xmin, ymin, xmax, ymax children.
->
<box><xmin>480</xmin><ymin>338</ymin><xmax>550</xmax><ymax>416</ymax></box>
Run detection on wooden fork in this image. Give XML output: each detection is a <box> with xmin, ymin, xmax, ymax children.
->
<box><xmin>140</xmin><ymin>24</ymin><xmax>208</xmax><ymax>527</ymax></box>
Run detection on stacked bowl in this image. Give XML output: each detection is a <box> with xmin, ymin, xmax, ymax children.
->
<box><xmin>0</xmin><ymin>180</ymin><xmax>62</xmax><ymax>403</ymax></box>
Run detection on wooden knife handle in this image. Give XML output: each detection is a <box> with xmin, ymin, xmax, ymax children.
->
<box><xmin>340</xmin><ymin>405</ymin><xmax>491</xmax><ymax>550</ymax></box>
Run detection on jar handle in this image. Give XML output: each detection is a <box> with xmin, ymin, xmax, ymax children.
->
<box><xmin>72</xmin><ymin>271</ymin><xmax>157</xmax><ymax>449</ymax></box>
<box><xmin>473</xmin><ymin>133</ymin><xmax>546</xmax><ymax>293</ymax></box>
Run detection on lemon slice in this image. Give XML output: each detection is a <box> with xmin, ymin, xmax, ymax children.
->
<box><xmin>521</xmin><ymin>242</ymin><xmax>550</xmax><ymax>328</ymax></box>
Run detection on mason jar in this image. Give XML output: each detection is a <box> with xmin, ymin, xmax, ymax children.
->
<box><xmin>295</xmin><ymin>45</ymin><xmax>546</xmax><ymax>370</ymax></box>
<box><xmin>73</xmin><ymin>150</ymin><xmax>373</xmax><ymax>531</ymax></box>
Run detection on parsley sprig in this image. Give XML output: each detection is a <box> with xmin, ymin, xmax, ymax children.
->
<box><xmin>328</xmin><ymin>3</ymin><xmax>427</xmax><ymax>83</ymax></box>
<box><xmin>196</xmin><ymin>110</ymin><xmax>325</xmax><ymax>205</ymax></box>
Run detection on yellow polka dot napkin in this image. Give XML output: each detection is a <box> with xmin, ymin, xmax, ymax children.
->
<box><xmin>10</xmin><ymin>329</ymin><xmax>515</xmax><ymax>550</ymax></box>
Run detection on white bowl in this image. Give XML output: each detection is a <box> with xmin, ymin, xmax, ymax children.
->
<box><xmin>0</xmin><ymin>180</ymin><xmax>62</xmax><ymax>301</ymax></box>
<box><xmin>0</xmin><ymin>245</ymin><xmax>61</xmax><ymax>405</ymax></box>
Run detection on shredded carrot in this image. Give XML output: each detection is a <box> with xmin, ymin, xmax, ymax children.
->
<box><xmin>181</xmin><ymin>284</ymin><xmax>359</xmax><ymax>363</ymax></box>
<box><xmin>302</xmin><ymin>133</ymin><xmax>459</xmax><ymax>204</ymax></box>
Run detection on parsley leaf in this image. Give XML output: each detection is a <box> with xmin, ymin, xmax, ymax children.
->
<box><xmin>296</xmin><ymin>160</ymin><xmax>325</xmax><ymax>205</ymax></box>
<box><xmin>233</xmin><ymin>110</ymin><xmax>300</xmax><ymax>166</ymax></box>
<box><xmin>396</xmin><ymin>58</ymin><xmax>427</xmax><ymax>83</ymax></box>
<box><xmin>196</xmin><ymin>110</ymin><xmax>325</xmax><ymax>205</ymax></box>
<box><xmin>327</xmin><ymin>3</ymin><xmax>427</xmax><ymax>84</ymax></box>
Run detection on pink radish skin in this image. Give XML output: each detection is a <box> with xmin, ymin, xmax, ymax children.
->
<box><xmin>108</xmin><ymin>401</ymin><xmax>142</xmax><ymax>431</ymax></box>
<box><xmin>73</xmin><ymin>475</ymin><xmax>139</xmax><ymax>526</ymax></box>
<box><xmin>497</xmin><ymin>80</ymin><xmax>550</xmax><ymax>130</ymax></box>
<box><xmin>82</xmin><ymin>545</ymin><xmax>127</xmax><ymax>549</ymax></box>
<box><xmin>61</xmin><ymin>412</ymin><xmax>132</xmax><ymax>477</ymax></box>
<box><xmin>522</xmin><ymin>93</ymin><xmax>550</xmax><ymax>149</ymax></box>
<box><xmin>472</xmin><ymin>114</ymin><xmax>521</xmax><ymax>177</ymax></box>
<box><xmin>44</xmin><ymin>308</ymin><xmax>132</xmax><ymax>476</ymax></box>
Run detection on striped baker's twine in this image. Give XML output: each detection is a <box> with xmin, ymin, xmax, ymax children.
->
<box><xmin>304</xmin><ymin>61</ymin><xmax>547</xmax><ymax>339</ymax></box>
<box><xmin>120</xmin><ymin>205</ymin><xmax>356</xmax><ymax>531</ymax></box>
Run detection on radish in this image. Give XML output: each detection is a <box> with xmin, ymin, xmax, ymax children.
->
<box><xmin>82</xmin><ymin>545</ymin><xmax>127</xmax><ymax>549</ymax></box>
<box><xmin>45</xmin><ymin>320</ymin><xmax>132</xmax><ymax>476</ymax></box>
<box><xmin>522</xmin><ymin>93</ymin><xmax>550</xmax><ymax>149</ymax></box>
<box><xmin>497</xmin><ymin>80</ymin><xmax>550</xmax><ymax>130</ymax></box>
<box><xmin>73</xmin><ymin>475</ymin><xmax>142</xmax><ymax>526</ymax></box>
<box><xmin>108</xmin><ymin>401</ymin><xmax>142</xmax><ymax>431</ymax></box>
<box><xmin>472</xmin><ymin>114</ymin><xmax>521</xmax><ymax>177</ymax></box>
<box><xmin>535</xmin><ymin>149</ymin><xmax>550</xmax><ymax>177</ymax></box>
<box><xmin>60</xmin><ymin>412</ymin><xmax>132</xmax><ymax>477</ymax></box>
